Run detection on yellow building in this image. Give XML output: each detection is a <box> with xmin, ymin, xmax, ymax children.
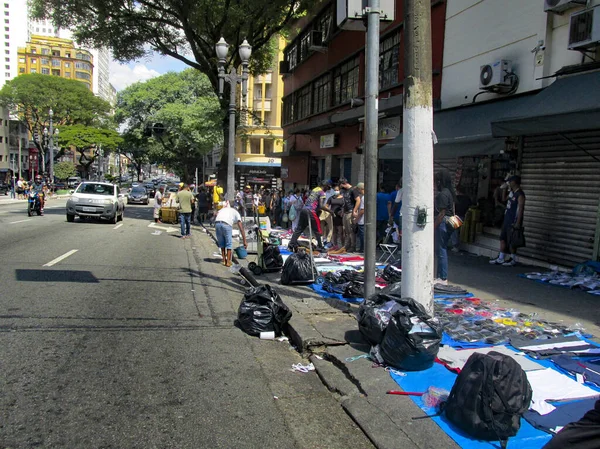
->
<box><xmin>17</xmin><ymin>35</ymin><xmax>94</xmax><ymax>90</ymax></box>
<box><xmin>234</xmin><ymin>37</ymin><xmax>285</xmax><ymax>189</ymax></box>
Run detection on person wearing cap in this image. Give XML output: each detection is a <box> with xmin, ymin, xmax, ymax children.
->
<box><xmin>336</xmin><ymin>178</ymin><xmax>360</xmax><ymax>254</ymax></box>
<box><xmin>288</xmin><ymin>180</ymin><xmax>331</xmax><ymax>252</ymax></box>
<box><xmin>490</xmin><ymin>175</ymin><xmax>526</xmax><ymax>267</ymax></box>
<box><xmin>243</xmin><ymin>185</ymin><xmax>254</xmax><ymax>219</ymax></box>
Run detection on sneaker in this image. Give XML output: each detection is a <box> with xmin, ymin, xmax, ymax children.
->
<box><xmin>329</xmin><ymin>246</ymin><xmax>346</xmax><ymax>255</ymax></box>
<box><xmin>434</xmin><ymin>278</ymin><xmax>448</xmax><ymax>285</ymax></box>
<box><xmin>451</xmin><ymin>247</ymin><xmax>460</xmax><ymax>253</ymax></box>
<box><xmin>503</xmin><ymin>259</ymin><xmax>518</xmax><ymax>267</ymax></box>
<box><xmin>489</xmin><ymin>257</ymin><xmax>506</xmax><ymax>265</ymax></box>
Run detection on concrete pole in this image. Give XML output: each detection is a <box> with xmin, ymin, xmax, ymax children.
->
<box><xmin>18</xmin><ymin>131</ymin><xmax>22</xmax><ymax>180</ymax></box>
<box><xmin>402</xmin><ymin>0</ymin><xmax>434</xmax><ymax>314</ymax></box>
<box><xmin>49</xmin><ymin>111</ymin><xmax>54</xmax><ymax>183</ymax></box>
<box><xmin>363</xmin><ymin>0</ymin><xmax>381</xmax><ymax>299</ymax></box>
<box><xmin>227</xmin><ymin>67</ymin><xmax>237</xmax><ymax>201</ymax></box>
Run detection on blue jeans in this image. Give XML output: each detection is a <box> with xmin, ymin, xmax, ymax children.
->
<box><xmin>215</xmin><ymin>222</ymin><xmax>233</xmax><ymax>249</ymax></box>
<box><xmin>435</xmin><ymin>221</ymin><xmax>450</xmax><ymax>280</ymax></box>
<box><xmin>357</xmin><ymin>224</ymin><xmax>365</xmax><ymax>253</ymax></box>
<box><xmin>180</xmin><ymin>212</ymin><xmax>191</xmax><ymax>236</ymax></box>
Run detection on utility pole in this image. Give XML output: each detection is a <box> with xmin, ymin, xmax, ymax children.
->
<box><xmin>18</xmin><ymin>129</ymin><xmax>22</xmax><ymax>180</ymax></box>
<box><xmin>402</xmin><ymin>0</ymin><xmax>435</xmax><ymax>314</ymax></box>
<box><xmin>363</xmin><ymin>0</ymin><xmax>381</xmax><ymax>299</ymax></box>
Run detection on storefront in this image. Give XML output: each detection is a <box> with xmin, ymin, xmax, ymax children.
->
<box><xmin>235</xmin><ymin>161</ymin><xmax>281</xmax><ymax>191</ymax></box>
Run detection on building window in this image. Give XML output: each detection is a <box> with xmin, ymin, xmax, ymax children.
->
<box><xmin>333</xmin><ymin>57</ymin><xmax>360</xmax><ymax>106</ymax></box>
<box><xmin>4</xmin><ymin>3</ymin><xmax>8</xmax><ymax>7</ymax></box>
<box><xmin>4</xmin><ymin>19</ymin><xmax>8</xmax><ymax>23</ymax></box>
<box><xmin>295</xmin><ymin>84</ymin><xmax>312</xmax><ymax>120</ymax></box>
<box><xmin>41</xmin><ymin>48</ymin><xmax>49</xmax><ymax>55</ymax></box>
<box><xmin>52</xmin><ymin>59</ymin><xmax>60</xmax><ymax>67</ymax></box>
<box><xmin>286</xmin><ymin>44</ymin><xmax>297</xmax><ymax>70</ymax></box>
<box><xmin>4</xmin><ymin>34</ymin><xmax>7</xmax><ymax>39</ymax></box>
<box><xmin>263</xmin><ymin>111</ymin><xmax>272</xmax><ymax>126</ymax></box>
<box><xmin>64</xmin><ymin>62</ymin><xmax>70</xmax><ymax>68</ymax></box>
<box><xmin>313</xmin><ymin>74</ymin><xmax>331</xmax><ymax>114</ymax></box>
<box><xmin>4</xmin><ymin>72</ymin><xmax>8</xmax><ymax>77</ymax></box>
<box><xmin>41</xmin><ymin>58</ymin><xmax>49</xmax><ymax>65</ymax></box>
<box><xmin>31</xmin><ymin>48</ymin><xmax>36</xmax><ymax>54</ymax></box>
<box><xmin>4</xmin><ymin>64</ymin><xmax>9</xmax><ymax>70</ymax></box>
<box><xmin>52</xmin><ymin>50</ymin><xmax>60</xmax><ymax>57</ymax></box>
<box><xmin>4</xmin><ymin>57</ymin><xmax>8</xmax><ymax>62</ymax></box>
<box><xmin>299</xmin><ymin>32</ymin><xmax>310</xmax><ymax>62</ymax></box>
<box><xmin>317</xmin><ymin>8</ymin><xmax>333</xmax><ymax>42</ymax></box>
<box><xmin>380</xmin><ymin>33</ymin><xmax>400</xmax><ymax>89</ymax></box>
<box><xmin>4</xmin><ymin>11</ymin><xmax>8</xmax><ymax>16</ymax></box>
<box><xmin>18</xmin><ymin>67</ymin><xmax>24</xmax><ymax>73</ymax></box>
<box><xmin>52</xmin><ymin>69</ymin><xmax>60</xmax><ymax>76</ymax></box>
<box><xmin>4</xmin><ymin>27</ymin><xmax>7</xmax><ymax>31</ymax></box>
<box><xmin>65</xmin><ymin>53</ymin><xmax>71</xmax><ymax>58</ymax></box>
<box><xmin>282</xmin><ymin>95</ymin><xmax>294</xmax><ymax>125</ymax></box>
<box><xmin>35</xmin><ymin>27</ymin><xmax>39</xmax><ymax>31</ymax></box>
<box><xmin>75</xmin><ymin>62</ymin><xmax>90</xmax><ymax>70</ymax></box>
<box><xmin>4</xmin><ymin>42</ymin><xmax>7</xmax><ymax>46</ymax></box>
<box><xmin>264</xmin><ymin>139</ymin><xmax>274</xmax><ymax>155</ymax></box>
<box><xmin>250</xmin><ymin>139</ymin><xmax>261</xmax><ymax>154</ymax></box>
<box><xmin>30</xmin><ymin>58</ymin><xmax>36</xmax><ymax>64</ymax></box>
<box><xmin>41</xmin><ymin>67</ymin><xmax>49</xmax><ymax>75</ymax></box>
<box><xmin>65</xmin><ymin>71</ymin><xmax>70</xmax><ymax>77</ymax></box>
<box><xmin>76</xmin><ymin>52</ymin><xmax>91</xmax><ymax>61</ymax></box>
<box><xmin>18</xmin><ymin>57</ymin><xmax>24</xmax><ymax>63</ymax></box>
<box><xmin>75</xmin><ymin>71</ymin><xmax>90</xmax><ymax>80</ymax></box>
<box><xmin>30</xmin><ymin>68</ymin><xmax>36</xmax><ymax>73</ymax></box>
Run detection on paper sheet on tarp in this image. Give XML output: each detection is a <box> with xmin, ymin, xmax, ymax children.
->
<box><xmin>437</xmin><ymin>345</ymin><xmax>545</xmax><ymax>372</ymax></box>
<box><xmin>389</xmin><ymin>364</ymin><xmax>552</xmax><ymax>448</ymax></box>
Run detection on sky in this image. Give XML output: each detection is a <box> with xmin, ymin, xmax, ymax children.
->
<box><xmin>109</xmin><ymin>53</ymin><xmax>191</xmax><ymax>91</ymax></box>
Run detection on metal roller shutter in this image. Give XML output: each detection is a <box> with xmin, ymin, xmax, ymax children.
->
<box><xmin>521</xmin><ymin>130</ymin><xmax>600</xmax><ymax>266</ymax></box>
<box><xmin>434</xmin><ymin>157</ymin><xmax>458</xmax><ymax>184</ymax></box>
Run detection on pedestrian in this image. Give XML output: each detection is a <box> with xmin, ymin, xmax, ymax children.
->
<box><xmin>376</xmin><ymin>184</ymin><xmax>390</xmax><ymax>243</ymax></box>
<box><xmin>242</xmin><ymin>185</ymin><xmax>254</xmax><ymax>220</ymax></box>
<box><xmin>153</xmin><ymin>185</ymin><xmax>164</xmax><ymax>223</ymax></box>
<box><xmin>355</xmin><ymin>183</ymin><xmax>366</xmax><ymax>253</ymax></box>
<box><xmin>388</xmin><ymin>178</ymin><xmax>403</xmax><ymax>229</ymax></box>
<box><xmin>288</xmin><ymin>180</ymin><xmax>331</xmax><ymax>253</ymax></box>
<box><xmin>215</xmin><ymin>201</ymin><xmax>248</xmax><ymax>267</ymax></box>
<box><xmin>196</xmin><ymin>187</ymin><xmax>209</xmax><ymax>224</ymax></box>
<box><xmin>189</xmin><ymin>184</ymin><xmax>196</xmax><ymax>224</ymax></box>
<box><xmin>176</xmin><ymin>183</ymin><xmax>194</xmax><ymax>239</ymax></box>
<box><xmin>489</xmin><ymin>175</ymin><xmax>526</xmax><ymax>267</ymax></box>
<box><xmin>16</xmin><ymin>178</ymin><xmax>24</xmax><ymax>200</ymax></box>
<box><xmin>289</xmin><ymin>189</ymin><xmax>302</xmax><ymax>231</ymax></box>
<box><xmin>337</xmin><ymin>178</ymin><xmax>360</xmax><ymax>254</ymax></box>
<box><xmin>434</xmin><ymin>170</ymin><xmax>456</xmax><ymax>285</ymax></box>
<box><xmin>212</xmin><ymin>182</ymin><xmax>223</xmax><ymax>209</ymax></box>
<box><xmin>326</xmin><ymin>185</ymin><xmax>345</xmax><ymax>250</ymax></box>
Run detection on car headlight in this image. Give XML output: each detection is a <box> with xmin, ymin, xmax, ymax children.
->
<box><xmin>70</xmin><ymin>197</ymin><xmax>79</xmax><ymax>204</ymax></box>
<box><xmin>104</xmin><ymin>199</ymin><xmax>114</xmax><ymax>205</ymax></box>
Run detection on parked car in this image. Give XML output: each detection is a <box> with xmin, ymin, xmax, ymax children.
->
<box><xmin>54</xmin><ymin>182</ymin><xmax>66</xmax><ymax>190</ymax></box>
<box><xmin>127</xmin><ymin>186</ymin><xmax>149</xmax><ymax>205</ymax></box>
<box><xmin>66</xmin><ymin>182</ymin><xmax>125</xmax><ymax>224</ymax></box>
<box><xmin>144</xmin><ymin>182</ymin><xmax>156</xmax><ymax>197</ymax></box>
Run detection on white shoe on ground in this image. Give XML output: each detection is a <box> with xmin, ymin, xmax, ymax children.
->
<box><xmin>503</xmin><ymin>259</ymin><xmax>518</xmax><ymax>267</ymax></box>
<box><xmin>489</xmin><ymin>257</ymin><xmax>506</xmax><ymax>265</ymax></box>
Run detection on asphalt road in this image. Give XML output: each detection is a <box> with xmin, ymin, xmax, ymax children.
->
<box><xmin>0</xmin><ymin>199</ymin><xmax>373</xmax><ymax>449</ymax></box>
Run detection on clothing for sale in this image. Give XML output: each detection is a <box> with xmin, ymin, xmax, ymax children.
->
<box><xmin>542</xmin><ymin>400</ymin><xmax>600</xmax><ymax>449</ymax></box>
<box><xmin>527</xmin><ymin>368</ymin><xmax>600</xmax><ymax>415</ymax></box>
<box><xmin>433</xmin><ymin>284</ymin><xmax>468</xmax><ymax>295</ymax></box>
<box><xmin>552</xmin><ymin>355</ymin><xmax>600</xmax><ymax>387</ymax></box>
<box><xmin>304</xmin><ymin>187</ymin><xmax>326</xmax><ymax>213</ymax></box>
<box><xmin>510</xmin><ymin>336</ymin><xmax>600</xmax><ymax>359</ymax></box>
<box><xmin>524</xmin><ymin>398</ymin><xmax>599</xmax><ymax>434</ymax></box>
<box><xmin>437</xmin><ymin>345</ymin><xmax>545</xmax><ymax>372</ymax></box>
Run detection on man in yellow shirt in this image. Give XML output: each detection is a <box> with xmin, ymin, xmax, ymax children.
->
<box><xmin>213</xmin><ymin>184</ymin><xmax>223</xmax><ymax>208</ymax></box>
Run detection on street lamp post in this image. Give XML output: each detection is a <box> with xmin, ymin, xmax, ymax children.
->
<box><xmin>215</xmin><ymin>37</ymin><xmax>252</xmax><ymax>201</ymax></box>
<box><xmin>44</xmin><ymin>109</ymin><xmax>58</xmax><ymax>185</ymax></box>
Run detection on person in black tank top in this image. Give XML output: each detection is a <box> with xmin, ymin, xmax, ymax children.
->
<box><xmin>490</xmin><ymin>175</ymin><xmax>526</xmax><ymax>267</ymax></box>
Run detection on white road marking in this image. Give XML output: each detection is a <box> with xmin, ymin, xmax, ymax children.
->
<box><xmin>148</xmin><ymin>222</ymin><xmax>178</xmax><ymax>233</ymax></box>
<box><xmin>10</xmin><ymin>219</ymin><xmax>32</xmax><ymax>224</ymax></box>
<box><xmin>43</xmin><ymin>249</ymin><xmax>79</xmax><ymax>267</ymax></box>
<box><xmin>113</xmin><ymin>223</ymin><xmax>123</xmax><ymax>230</ymax></box>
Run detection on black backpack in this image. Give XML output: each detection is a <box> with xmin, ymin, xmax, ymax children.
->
<box><xmin>443</xmin><ymin>351</ymin><xmax>532</xmax><ymax>449</ymax></box>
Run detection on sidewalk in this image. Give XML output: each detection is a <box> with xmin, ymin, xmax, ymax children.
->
<box><xmin>195</xmin><ymin>225</ymin><xmax>598</xmax><ymax>449</ymax></box>
<box><xmin>0</xmin><ymin>194</ymin><xmax>70</xmax><ymax>205</ymax></box>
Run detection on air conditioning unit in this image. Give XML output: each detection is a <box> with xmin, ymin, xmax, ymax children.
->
<box><xmin>569</xmin><ymin>6</ymin><xmax>600</xmax><ymax>50</ymax></box>
<box><xmin>544</xmin><ymin>0</ymin><xmax>586</xmax><ymax>14</ymax></box>
<box><xmin>309</xmin><ymin>30</ymin><xmax>327</xmax><ymax>52</ymax></box>
<box><xmin>479</xmin><ymin>60</ymin><xmax>513</xmax><ymax>90</ymax></box>
<box><xmin>279</xmin><ymin>60</ymin><xmax>290</xmax><ymax>75</ymax></box>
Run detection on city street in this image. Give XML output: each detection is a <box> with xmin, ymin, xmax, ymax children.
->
<box><xmin>0</xmin><ymin>198</ymin><xmax>373</xmax><ymax>449</ymax></box>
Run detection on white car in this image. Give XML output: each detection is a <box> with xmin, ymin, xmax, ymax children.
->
<box><xmin>66</xmin><ymin>182</ymin><xmax>125</xmax><ymax>224</ymax></box>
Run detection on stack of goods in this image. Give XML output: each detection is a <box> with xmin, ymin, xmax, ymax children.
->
<box><xmin>522</xmin><ymin>261</ymin><xmax>600</xmax><ymax>295</ymax></box>
<box><xmin>321</xmin><ymin>270</ymin><xmax>365</xmax><ymax>299</ymax></box>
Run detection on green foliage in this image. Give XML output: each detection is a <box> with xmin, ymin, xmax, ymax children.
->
<box><xmin>0</xmin><ymin>74</ymin><xmax>112</xmax><ymax>164</ymax></box>
<box><xmin>116</xmin><ymin>69</ymin><xmax>223</xmax><ymax>181</ymax></box>
<box><xmin>58</xmin><ymin>125</ymin><xmax>123</xmax><ymax>177</ymax></box>
<box><xmin>54</xmin><ymin>161</ymin><xmax>77</xmax><ymax>180</ymax></box>
<box><xmin>29</xmin><ymin>0</ymin><xmax>320</xmax><ymax>94</ymax></box>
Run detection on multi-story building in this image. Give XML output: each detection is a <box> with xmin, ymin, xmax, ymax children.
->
<box><xmin>0</xmin><ymin>0</ymin><xmax>29</xmax><ymax>87</ymax></box>
<box><xmin>0</xmin><ymin>106</ymin><xmax>30</xmax><ymax>183</ymax></box>
<box><xmin>17</xmin><ymin>35</ymin><xmax>94</xmax><ymax>90</ymax></box>
<box><xmin>234</xmin><ymin>36</ymin><xmax>285</xmax><ymax>191</ymax></box>
<box><xmin>278</xmin><ymin>0</ymin><xmax>447</xmax><ymax>190</ymax></box>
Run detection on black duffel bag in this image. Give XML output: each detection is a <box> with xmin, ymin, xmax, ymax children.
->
<box><xmin>236</xmin><ymin>284</ymin><xmax>292</xmax><ymax>336</ymax></box>
<box><xmin>375</xmin><ymin>298</ymin><xmax>442</xmax><ymax>371</ymax></box>
<box><xmin>280</xmin><ymin>251</ymin><xmax>316</xmax><ymax>285</ymax></box>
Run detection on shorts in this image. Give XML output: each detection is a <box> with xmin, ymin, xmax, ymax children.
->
<box><xmin>153</xmin><ymin>208</ymin><xmax>160</xmax><ymax>219</ymax></box>
<box><xmin>215</xmin><ymin>222</ymin><xmax>233</xmax><ymax>249</ymax></box>
<box><xmin>500</xmin><ymin>221</ymin><xmax>512</xmax><ymax>242</ymax></box>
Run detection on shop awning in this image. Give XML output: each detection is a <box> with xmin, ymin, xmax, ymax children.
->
<box><xmin>492</xmin><ymin>71</ymin><xmax>600</xmax><ymax>137</ymax></box>
<box><xmin>234</xmin><ymin>161</ymin><xmax>281</xmax><ymax>167</ymax></box>
<box><xmin>379</xmin><ymin>94</ymin><xmax>536</xmax><ymax>160</ymax></box>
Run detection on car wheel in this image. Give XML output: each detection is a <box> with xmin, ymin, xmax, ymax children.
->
<box><xmin>66</xmin><ymin>214</ymin><xmax>75</xmax><ymax>222</ymax></box>
<box><xmin>111</xmin><ymin>213</ymin><xmax>118</xmax><ymax>224</ymax></box>
<box><xmin>118</xmin><ymin>209</ymin><xmax>123</xmax><ymax>222</ymax></box>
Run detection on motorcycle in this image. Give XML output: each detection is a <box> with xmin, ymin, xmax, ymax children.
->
<box><xmin>27</xmin><ymin>191</ymin><xmax>43</xmax><ymax>216</ymax></box>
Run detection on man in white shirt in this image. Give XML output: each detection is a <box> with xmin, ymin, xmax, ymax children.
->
<box><xmin>215</xmin><ymin>202</ymin><xmax>248</xmax><ymax>267</ymax></box>
<box><xmin>153</xmin><ymin>186</ymin><xmax>164</xmax><ymax>222</ymax></box>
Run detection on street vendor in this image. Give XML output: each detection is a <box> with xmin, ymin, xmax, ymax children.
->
<box><xmin>215</xmin><ymin>201</ymin><xmax>247</xmax><ymax>267</ymax></box>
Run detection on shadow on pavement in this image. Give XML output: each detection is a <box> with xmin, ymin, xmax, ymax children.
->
<box><xmin>16</xmin><ymin>269</ymin><xmax>99</xmax><ymax>283</ymax></box>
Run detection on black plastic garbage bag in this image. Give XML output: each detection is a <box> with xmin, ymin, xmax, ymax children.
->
<box><xmin>280</xmin><ymin>251</ymin><xmax>316</xmax><ymax>285</ymax></box>
<box><xmin>382</xmin><ymin>264</ymin><xmax>402</xmax><ymax>284</ymax></box>
<box><xmin>377</xmin><ymin>298</ymin><xmax>442</xmax><ymax>371</ymax></box>
<box><xmin>357</xmin><ymin>293</ymin><xmax>405</xmax><ymax>346</ymax></box>
<box><xmin>236</xmin><ymin>284</ymin><xmax>292</xmax><ymax>336</ymax></box>
<box><xmin>263</xmin><ymin>245</ymin><xmax>283</xmax><ymax>269</ymax></box>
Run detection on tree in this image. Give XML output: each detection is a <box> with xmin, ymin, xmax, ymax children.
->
<box><xmin>57</xmin><ymin>125</ymin><xmax>123</xmax><ymax>179</ymax></box>
<box><xmin>116</xmin><ymin>69</ymin><xmax>222</xmax><ymax>182</ymax></box>
<box><xmin>54</xmin><ymin>161</ymin><xmax>77</xmax><ymax>180</ymax></box>
<box><xmin>0</xmin><ymin>74</ymin><xmax>112</xmax><ymax>172</ymax></box>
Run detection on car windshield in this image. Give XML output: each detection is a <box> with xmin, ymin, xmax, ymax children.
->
<box><xmin>77</xmin><ymin>183</ymin><xmax>114</xmax><ymax>196</ymax></box>
<box><xmin>131</xmin><ymin>187</ymin><xmax>146</xmax><ymax>194</ymax></box>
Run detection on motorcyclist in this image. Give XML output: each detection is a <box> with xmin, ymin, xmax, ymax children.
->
<box><xmin>29</xmin><ymin>175</ymin><xmax>46</xmax><ymax>215</ymax></box>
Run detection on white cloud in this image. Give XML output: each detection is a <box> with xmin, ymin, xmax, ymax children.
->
<box><xmin>109</xmin><ymin>61</ymin><xmax>161</xmax><ymax>91</ymax></box>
